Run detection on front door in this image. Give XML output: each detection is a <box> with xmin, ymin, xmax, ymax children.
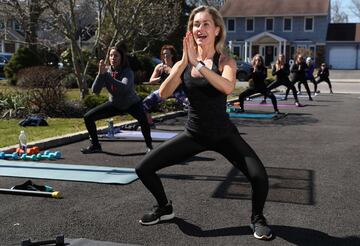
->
<box><xmin>265</xmin><ymin>46</ymin><xmax>274</xmax><ymax>66</ymax></box>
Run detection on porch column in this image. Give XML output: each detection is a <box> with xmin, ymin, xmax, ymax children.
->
<box><xmin>278</xmin><ymin>41</ymin><xmax>282</xmax><ymax>57</ymax></box>
<box><xmin>284</xmin><ymin>40</ymin><xmax>287</xmax><ymax>57</ymax></box>
<box><xmin>244</xmin><ymin>41</ymin><xmax>248</xmax><ymax>62</ymax></box>
<box><xmin>249</xmin><ymin>41</ymin><xmax>252</xmax><ymax>60</ymax></box>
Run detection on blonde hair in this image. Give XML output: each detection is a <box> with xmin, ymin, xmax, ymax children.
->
<box><xmin>275</xmin><ymin>54</ymin><xmax>285</xmax><ymax>70</ymax></box>
<box><xmin>187</xmin><ymin>5</ymin><xmax>226</xmax><ymax>54</ymax></box>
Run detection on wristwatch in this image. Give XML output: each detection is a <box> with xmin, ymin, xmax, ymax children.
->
<box><xmin>195</xmin><ymin>61</ymin><xmax>205</xmax><ymax>71</ymax></box>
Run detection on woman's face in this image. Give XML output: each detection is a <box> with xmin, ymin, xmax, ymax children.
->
<box><xmin>279</xmin><ymin>55</ymin><xmax>284</xmax><ymax>63</ymax></box>
<box><xmin>254</xmin><ymin>56</ymin><xmax>262</xmax><ymax>66</ymax></box>
<box><xmin>192</xmin><ymin>11</ymin><xmax>220</xmax><ymax>47</ymax></box>
<box><xmin>162</xmin><ymin>49</ymin><xmax>173</xmax><ymax>64</ymax></box>
<box><xmin>109</xmin><ymin>49</ymin><xmax>122</xmax><ymax>68</ymax></box>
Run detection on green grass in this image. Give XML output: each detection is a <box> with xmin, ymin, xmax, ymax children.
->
<box><xmin>0</xmin><ymin>115</ymin><xmax>134</xmax><ymax>148</ymax></box>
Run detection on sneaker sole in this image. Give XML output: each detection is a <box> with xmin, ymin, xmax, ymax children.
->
<box><xmin>250</xmin><ymin>224</ymin><xmax>273</xmax><ymax>240</ymax></box>
<box><xmin>139</xmin><ymin>212</ymin><xmax>175</xmax><ymax>226</ymax></box>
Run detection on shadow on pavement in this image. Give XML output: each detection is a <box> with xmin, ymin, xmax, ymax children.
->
<box><xmin>171</xmin><ymin>218</ymin><xmax>360</xmax><ymax>246</ymax></box>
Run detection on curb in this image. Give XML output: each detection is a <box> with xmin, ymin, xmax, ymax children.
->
<box><xmin>0</xmin><ymin>110</ymin><xmax>186</xmax><ymax>153</ymax></box>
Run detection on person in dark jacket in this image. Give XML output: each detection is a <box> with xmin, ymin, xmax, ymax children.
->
<box><xmin>81</xmin><ymin>45</ymin><xmax>153</xmax><ymax>154</ymax></box>
<box><xmin>237</xmin><ymin>54</ymin><xmax>279</xmax><ymax>113</ymax></box>
<box><xmin>314</xmin><ymin>63</ymin><xmax>333</xmax><ymax>94</ymax></box>
<box><xmin>298</xmin><ymin>57</ymin><xmax>316</xmax><ymax>94</ymax></box>
<box><xmin>284</xmin><ymin>54</ymin><xmax>313</xmax><ymax>101</ymax></box>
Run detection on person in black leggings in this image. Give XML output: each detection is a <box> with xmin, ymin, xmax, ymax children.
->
<box><xmin>135</xmin><ymin>6</ymin><xmax>272</xmax><ymax>240</ymax></box>
<box><xmin>237</xmin><ymin>54</ymin><xmax>279</xmax><ymax>114</ymax></box>
<box><xmin>298</xmin><ymin>57</ymin><xmax>316</xmax><ymax>94</ymax></box>
<box><xmin>315</xmin><ymin>63</ymin><xmax>333</xmax><ymax>94</ymax></box>
<box><xmin>284</xmin><ymin>54</ymin><xmax>313</xmax><ymax>101</ymax></box>
<box><xmin>265</xmin><ymin>54</ymin><xmax>303</xmax><ymax>107</ymax></box>
<box><xmin>81</xmin><ymin>45</ymin><xmax>153</xmax><ymax>154</ymax></box>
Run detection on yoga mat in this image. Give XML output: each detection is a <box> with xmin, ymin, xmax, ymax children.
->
<box><xmin>0</xmin><ymin>160</ymin><xmax>138</xmax><ymax>184</ymax></box>
<box><xmin>243</xmin><ymin>103</ymin><xmax>296</xmax><ymax>108</ymax></box>
<box><xmin>228</xmin><ymin>113</ymin><xmax>275</xmax><ymax>119</ymax></box>
<box><xmin>99</xmin><ymin>130</ymin><xmax>177</xmax><ymax>141</ymax></box>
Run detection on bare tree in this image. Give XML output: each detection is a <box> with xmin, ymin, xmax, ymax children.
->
<box><xmin>350</xmin><ymin>0</ymin><xmax>360</xmax><ymax>20</ymax></box>
<box><xmin>331</xmin><ymin>0</ymin><xmax>349</xmax><ymax>23</ymax></box>
<box><xmin>101</xmin><ymin>0</ymin><xmax>182</xmax><ymax>57</ymax></box>
<box><xmin>186</xmin><ymin>0</ymin><xmax>224</xmax><ymax>8</ymax></box>
<box><xmin>0</xmin><ymin>0</ymin><xmax>47</xmax><ymax>49</ymax></box>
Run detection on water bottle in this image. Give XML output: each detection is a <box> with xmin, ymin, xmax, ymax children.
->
<box><xmin>107</xmin><ymin>118</ymin><xmax>114</xmax><ymax>137</ymax></box>
<box><xmin>19</xmin><ymin>130</ymin><xmax>27</xmax><ymax>153</ymax></box>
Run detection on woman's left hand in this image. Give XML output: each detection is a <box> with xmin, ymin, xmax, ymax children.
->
<box><xmin>185</xmin><ymin>32</ymin><xmax>198</xmax><ymax>66</ymax></box>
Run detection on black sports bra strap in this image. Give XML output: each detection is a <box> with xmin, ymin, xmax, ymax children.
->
<box><xmin>213</xmin><ymin>52</ymin><xmax>220</xmax><ymax>70</ymax></box>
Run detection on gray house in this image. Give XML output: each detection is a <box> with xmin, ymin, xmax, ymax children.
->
<box><xmin>220</xmin><ymin>0</ymin><xmax>330</xmax><ymax>66</ymax></box>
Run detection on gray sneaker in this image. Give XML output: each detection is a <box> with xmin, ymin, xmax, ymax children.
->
<box><xmin>139</xmin><ymin>201</ymin><xmax>175</xmax><ymax>225</ymax></box>
<box><xmin>250</xmin><ymin>214</ymin><xmax>273</xmax><ymax>240</ymax></box>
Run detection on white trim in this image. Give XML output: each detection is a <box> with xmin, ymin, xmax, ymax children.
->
<box><xmin>245</xmin><ymin>18</ymin><xmax>254</xmax><ymax>32</ymax></box>
<box><xmin>265</xmin><ymin>18</ymin><xmax>274</xmax><ymax>32</ymax></box>
<box><xmin>246</xmin><ymin>31</ymin><xmax>287</xmax><ymax>42</ymax></box>
<box><xmin>304</xmin><ymin>16</ymin><xmax>314</xmax><ymax>32</ymax></box>
<box><xmin>283</xmin><ymin>17</ymin><xmax>292</xmax><ymax>32</ymax></box>
<box><xmin>227</xmin><ymin>18</ymin><xmax>236</xmax><ymax>33</ymax></box>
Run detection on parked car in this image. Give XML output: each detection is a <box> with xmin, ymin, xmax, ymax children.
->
<box><xmin>0</xmin><ymin>53</ymin><xmax>12</xmax><ymax>79</ymax></box>
<box><xmin>236</xmin><ymin>60</ymin><xmax>252</xmax><ymax>81</ymax></box>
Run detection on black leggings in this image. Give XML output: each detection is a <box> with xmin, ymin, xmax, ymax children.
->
<box><xmin>83</xmin><ymin>101</ymin><xmax>152</xmax><ymax>148</ymax></box>
<box><xmin>315</xmin><ymin>77</ymin><xmax>333</xmax><ymax>92</ymax></box>
<box><xmin>266</xmin><ymin>79</ymin><xmax>300</xmax><ymax>103</ymax></box>
<box><xmin>285</xmin><ymin>79</ymin><xmax>312</xmax><ymax>100</ymax></box>
<box><xmin>136</xmin><ymin>129</ymin><xmax>269</xmax><ymax>216</ymax></box>
<box><xmin>238</xmin><ymin>87</ymin><xmax>278</xmax><ymax>112</ymax></box>
<box><xmin>298</xmin><ymin>77</ymin><xmax>316</xmax><ymax>93</ymax></box>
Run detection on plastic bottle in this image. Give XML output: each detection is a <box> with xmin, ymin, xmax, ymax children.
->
<box><xmin>107</xmin><ymin>118</ymin><xmax>114</xmax><ymax>137</ymax></box>
<box><xmin>19</xmin><ymin>130</ymin><xmax>27</xmax><ymax>154</ymax></box>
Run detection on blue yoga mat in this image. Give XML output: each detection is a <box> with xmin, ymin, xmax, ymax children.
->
<box><xmin>228</xmin><ymin>113</ymin><xmax>275</xmax><ymax>119</ymax></box>
<box><xmin>0</xmin><ymin>160</ymin><xmax>138</xmax><ymax>184</ymax></box>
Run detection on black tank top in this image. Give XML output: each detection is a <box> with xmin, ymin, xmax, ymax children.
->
<box><xmin>182</xmin><ymin>53</ymin><xmax>236</xmax><ymax>136</ymax></box>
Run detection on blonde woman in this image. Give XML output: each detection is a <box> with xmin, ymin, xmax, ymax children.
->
<box><xmin>135</xmin><ymin>6</ymin><xmax>272</xmax><ymax>240</ymax></box>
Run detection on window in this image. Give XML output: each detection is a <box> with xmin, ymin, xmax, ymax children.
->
<box><xmin>0</xmin><ymin>20</ymin><xmax>4</xmax><ymax>29</ymax></box>
<box><xmin>305</xmin><ymin>17</ymin><xmax>314</xmax><ymax>32</ymax></box>
<box><xmin>227</xmin><ymin>19</ymin><xmax>235</xmax><ymax>32</ymax></box>
<box><xmin>246</xmin><ymin>18</ymin><xmax>254</xmax><ymax>32</ymax></box>
<box><xmin>14</xmin><ymin>20</ymin><xmax>21</xmax><ymax>31</ymax></box>
<box><xmin>227</xmin><ymin>18</ymin><xmax>235</xmax><ymax>32</ymax></box>
<box><xmin>283</xmin><ymin>17</ymin><xmax>292</xmax><ymax>32</ymax></box>
<box><xmin>266</xmin><ymin>18</ymin><xmax>273</xmax><ymax>31</ymax></box>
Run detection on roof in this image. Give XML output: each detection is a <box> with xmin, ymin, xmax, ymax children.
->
<box><xmin>220</xmin><ymin>0</ymin><xmax>330</xmax><ymax>17</ymax></box>
<box><xmin>326</xmin><ymin>23</ymin><xmax>360</xmax><ymax>42</ymax></box>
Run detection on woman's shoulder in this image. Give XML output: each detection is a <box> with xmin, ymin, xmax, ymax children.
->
<box><xmin>219</xmin><ymin>53</ymin><xmax>236</xmax><ymax>68</ymax></box>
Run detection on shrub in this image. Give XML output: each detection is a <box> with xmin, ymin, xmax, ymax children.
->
<box><xmin>61</xmin><ymin>73</ymin><xmax>94</xmax><ymax>89</ymax></box>
<box><xmin>82</xmin><ymin>94</ymin><xmax>108</xmax><ymax>109</ymax></box>
<box><xmin>17</xmin><ymin>66</ymin><xmax>66</xmax><ymax>116</ymax></box>
<box><xmin>0</xmin><ymin>90</ymin><xmax>29</xmax><ymax>119</ymax></box>
<box><xmin>4</xmin><ymin>47</ymin><xmax>43</xmax><ymax>85</ymax></box>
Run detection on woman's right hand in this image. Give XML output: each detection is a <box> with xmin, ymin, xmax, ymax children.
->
<box><xmin>99</xmin><ymin>59</ymin><xmax>107</xmax><ymax>74</ymax></box>
<box><xmin>180</xmin><ymin>34</ymin><xmax>189</xmax><ymax>67</ymax></box>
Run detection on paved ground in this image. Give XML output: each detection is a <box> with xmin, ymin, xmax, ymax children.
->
<box><xmin>0</xmin><ymin>89</ymin><xmax>360</xmax><ymax>245</ymax></box>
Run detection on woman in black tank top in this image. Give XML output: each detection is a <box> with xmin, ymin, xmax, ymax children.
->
<box><xmin>135</xmin><ymin>5</ymin><xmax>272</xmax><ymax>240</ymax></box>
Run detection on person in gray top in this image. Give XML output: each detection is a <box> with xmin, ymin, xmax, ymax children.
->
<box><xmin>81</xmin><ymin>45</ymin><xmax>153</xmax><ymax>154</ymax></box>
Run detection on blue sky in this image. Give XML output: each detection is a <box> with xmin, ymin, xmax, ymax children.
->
<box><xmin>335</xmin><ymin>0</ymin><xmax>359</xmax><ymax>22</ymax></box>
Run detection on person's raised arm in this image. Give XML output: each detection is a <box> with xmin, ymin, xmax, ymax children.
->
<box><xmin>159</xmin><ymin>37</ymin><xmax>188</xmax><ymax>99</ymax></box>
<box><xmin>148</xmin><ymin>64</ymin><xmax>163</xmax><ymax>84</ymax></box>
<box><xmin>186</xmin><ymin>33</ymin><xmax>236</xmax><ymax>95</ymax></box>
<box><xmin>92</xmin><ymin>59</ymin><xmax>107</xmax><ymax>94</ymax></box>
